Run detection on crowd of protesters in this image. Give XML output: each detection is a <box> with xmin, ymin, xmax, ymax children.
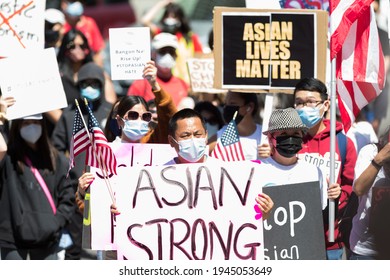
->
<box><xmin>0</xmin><ymin>0</ymin><xmax>389</xmax><ymax>260</ymax></box>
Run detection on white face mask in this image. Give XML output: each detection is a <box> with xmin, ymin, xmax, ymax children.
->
<box><xmin>122</xmin><ymin>119</ymin><xmax>149</xmax><ymax>141</ymax></box>
<box><xmin>155</xmin><ymin>53</ymin><xmax>176</xmax><ymax>69</ymax></box>
<box><xmin>173</xmin><ymin>137</ymin><xmax>207</xmax><ymax>163</ymax></box>
<box><xmin>20</xmin><ymin>124</ymin><xmax>42</xmax><ymax>144</ymax></box>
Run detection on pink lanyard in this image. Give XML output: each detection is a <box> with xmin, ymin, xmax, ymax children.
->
<box><xmin>25</xmin><ymin>157</ymin><xmax>57</xmax><ymax>215</ymax></box>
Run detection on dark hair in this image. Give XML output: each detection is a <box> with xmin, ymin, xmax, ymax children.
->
<box><xmin>194</xmin><ymin>101</ymin><xmax>224</xmax><ymax>129</ymax></box>
<box><xmin>103</xmin><ymin>98</ymin><xmax>122</xmax><ymax>142</ymax></box>
<box><xmin>8</xmin><ymin>119</ymin><xmax>58</xmax><ymax>173</ymax></box>
<box><xmin>168</xmin><ymin>108</ymin><xmax>206</xmax><ymax>137</ymax></box>
<box><xmin>57</xmin><ymin>28</ymin><xmax>93</xmax><ymax>79</ymax></box>
<box><xmin>160</xmin><ymin>3</ymin><xmax>191</xmax><ymax>35</ymax></box>
<box><xmin>228</xmin><ymin>91</ymin><xmax>260</xmax><ymax>118</ymax></box>
<box><xmin>116</xmin><ymin>95</ymin><xmax>149</xmax><ymax>118</ymax></box>
<box><xmin>293</xmin><ymin>77</ymin><xmax>328</xmax><ymax>101</ymax></box>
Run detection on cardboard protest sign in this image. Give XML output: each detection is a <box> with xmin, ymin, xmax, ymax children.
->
<box><xmin>0</xmin><ymin>47</ymin><xmax>67</xmax><ymax>120</ymax></box>
<box><xmin>187</xmin><ymin>58</ymin><xmax>227</xmax><ymax>94</ymax></box>
<box><xmin>87</xmin><ymin>143</ymin><xmax>177</xmax><ymax>250</ymax></box>
<box><xmin>262</xmin><ymin>181</ymin><xmax>326</xmax><ymax>260</ymax></box>
<box><xmin>109</xmin><ymin>27</ymin><xmax>150</xmax><ymax>80</ymax></box>
<box><xmin>92</xmin><ymin>160</ymin><xmax>265</xmax><ymax>260</ymax></box>
<box><xmin>213</xmin><ymin>7</ymin><xmax>328</xmax><ymax>91</ymax></box>
<box><xmin>0</xmin><ymin>0</ymin><xmax>45</xmax><ymax>57</ymax></box>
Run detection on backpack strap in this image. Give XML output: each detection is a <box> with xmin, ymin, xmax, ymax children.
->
<box><xmin>25</xmin><ymin>157</ymin><xmax>57</xmax><ymax>215</ymax></box>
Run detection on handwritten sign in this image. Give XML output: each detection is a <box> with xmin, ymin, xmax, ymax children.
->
<box><xmin>187</xmin><ymin>58</ymin><xmax>227</xmax><ymax>94</ymax></box>
<box><xmin>109</xmin><ymin>27</ymin><xmax>150</xmax><ymax>80</ymax></box>
<box><xmin>263</xmin><ymin>182</ymin><xmax>326</xmax><ymax>260</ymax></box>
<box><xmin>213</xmin><ymin>8</ymin><xmax>328</xmax><ymax>90</ymax></box>
<box><xmin>85</xmin><ymin>143</ymin><xmax>177</xmax><ymax>249</ymax></box>
<box><xmin>91</xmin><ymin>160</ymin><xmax>265</xmax><ymax>260</ymax></box>
<box><xmin>0</xmin><ymin>47</ymin><xmax>67</xmax><ymax>119</ymax></box>
<box><xmin>0</xmin><ymin>0</ymin><xmax>45</xmax><ymax>57</ymax></box>
<box><xmin>298</xmin><ymin>153</ymin><xmax>341</xmax><ymax>180</ymax></box>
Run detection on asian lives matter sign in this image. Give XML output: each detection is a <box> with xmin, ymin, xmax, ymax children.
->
<box><xmin>213</xmin><ymin>8</ymin><xmax>328</xmax><ymax>90</ymax></box>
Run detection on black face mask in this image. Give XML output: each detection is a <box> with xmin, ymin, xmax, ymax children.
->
<box><xmin>223</xmin><ymin>105</ymin><xmax>244</xmax><ymax>125</ymax></box>
<box><xmin>275</xmin><ymin>135</ymin><xmax>303</xmax><ymax>158</ymax></box>
<box><xmin>45</xmin><ymin>30</ymin><xmax>60</xmax><ymax>45</ymax></box>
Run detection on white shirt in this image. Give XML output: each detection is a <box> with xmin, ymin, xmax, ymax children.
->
<box><xmin>349</xmin><ymin>143</ymin><xmax>388</xmax><ymax>257</ymax></box>
<box><xmin>260</xmin><ymin>157</ymin><xmax>327</xmax><ymax>210</ymax></box>
<box><xmin>216</xmin><ymin>124</ymin><xmax>262</xmax><ymax>160</ymax></box>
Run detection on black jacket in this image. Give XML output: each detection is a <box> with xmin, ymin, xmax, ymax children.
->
<box><xmin>0</xmin><ymin>151</ymin><xmax>75</xmax><ymax>249</ymax></box>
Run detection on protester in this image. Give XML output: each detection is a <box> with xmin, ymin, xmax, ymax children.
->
<box><xmin>349</xmin><ymin>128</ymin><xmax>390</xmax><ymax>260</ymax></box>
<box><xmin>165</xmin><ymin>108</ymin><xmax>220</xmax><ymax>165</ymax></box>
<box><xmin>60</xmin><ymin>0</ymin><xmax>105</xmax><ymax>67</ymax></box>
<box><xmin>0</xmin><ymin>98</ymin><xmax>74</xmax><ymax>260</ymax></box>
<box><xmin>51</xmin><ymin>61</ymin><xmax>113</xmax><ymax>260</ymax></box>
<box><xmin>127</xmin><ymin>32</ymin><xmax>189</xmax><ymax>108</ymax></box>
<box><xmin>260</xmin><ymin>108</ymin><xmax>340</xmax><ymax>221</ymax></box>
<box><xmin>76</xmin><ymin>61</ymin><xmax>177</xmax><ymax>259</ymax></box>
<box><xmin>208</xmin><ymin>91</ymin><xmax>265</xmax><ymax>160</ymax></box>
<box><xmin>44</xmin><ymin>8</ymin><xmax>65</xmax><ymax>52</ymax></box>
<box><xmin>141</xmin><ymin>0</ymin><xmax>203</xmax><ymax>84</ymax></box>
<box><xmin>193</xmin><ymin>101</ymin><xmax>225</xmax><ymax>140</ymax></box>
<box><xmin>57</xmin><ymin>28</ymin><xmax>117</xmax><ymax>106</ymax></box>
<box><xmin>293</xmin><ymin>77</ymin><xmax>358</xmax><ymax>259</ymax></box>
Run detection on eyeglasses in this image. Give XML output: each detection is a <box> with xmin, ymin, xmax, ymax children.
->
<box><xmin>66</xmin><ymin>42</ymin><xmax>88</xmax><ymax>50</ymax></box>
<box><xmin>294</xmin><ymin>100</ymin><xmax>323</xmax><ymax>109</ymax></box>
<box><xmin>126</xmin><ymin>111</ymin><xmax>152</xmax><ymax>122</ymax></box>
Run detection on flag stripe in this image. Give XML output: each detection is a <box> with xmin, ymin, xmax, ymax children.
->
<box><xmin>212</xmin><ymin>117</ymin><xmax>245</xmax><ymax>162</ymax></box>
<box><xmin>333</xmin><ymin>2</ymin><xmax>386</xmax><ymax>132</ymax></box>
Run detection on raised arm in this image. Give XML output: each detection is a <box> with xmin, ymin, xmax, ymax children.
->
<box><xmin>141</xmin><ymin>0</ymin><xmax>173</xmax><ymax>35</ymax></box>
<box><xmin>0</xmin><ymin>96</ymin><xmax>16</xmax><ymax>162</ymax></box>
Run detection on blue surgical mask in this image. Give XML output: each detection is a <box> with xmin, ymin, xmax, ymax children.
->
<box><xmin>173</xmin><ymin>137</ymin><xmax>207</xmax><ymax>163</ymax></box>
<box><xmin>81</xmin><ymin>86</ymin><xmax>101</xmax><ymax>101</ymax></box>
<box><xmin>122</xmin><ymin>119</ymin><xmax>149</xmax><ymax>141</ymax></box>
<box><xmin>297</xmin><ymin>106</ymin><xmax>324</xmax><ymax>128</ymax></box>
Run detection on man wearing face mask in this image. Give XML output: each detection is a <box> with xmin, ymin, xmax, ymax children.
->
<box><xmin>293</xmin><ymin>77</ymin><xmax>358</xmax><ymax>260</ymax></box>
<box><xmin>51</xmin><ymin>61</ymin><xmax>112</xmax><ymax>260</ymax></box>
<box><xmin>44</xmin><ymin>8</ymin><xmax>65</xmax><ymax>53</ymax></box>
<box><xmin>165</xmin><ymin>108</ymin><xmax>220</xmax><ymax>165</ymax></box>
<box><xmin>209</xmin><ymin>91</ymin><xmax>264</xmax><ymax>161</ymax></box>
<box><xmin>127</xmin><ymin>32</ymin><xmax>189</xmax><ymax>108</ymax></box>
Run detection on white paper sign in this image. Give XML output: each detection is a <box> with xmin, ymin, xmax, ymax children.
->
<box><xmin>298</xmin><ymin>153</ymin><xmax>342</xmax><ymax>180</ymax></box>
<box><xmin>109</xmin><ymin>161</ymin><xmax>265</xmax><ymax>260</ymax></box>
<box><xmin>109</xmin><ymin>27</ymin><xmax>151</xmax><ymax>80</ymax></box>
<box><xmin>0</xmin><ymin>0</ymin><xmax>45</xmax><ymax>57</ymax></box>
<box><xmin>187</xmin><ymin>58</ymin><xmax>227</xmax><ymax>94</ymax></box>
<box><xmin>0</xmin><ymin>48</ymin><xmax>68</xmax><ymax>120</ymax></box>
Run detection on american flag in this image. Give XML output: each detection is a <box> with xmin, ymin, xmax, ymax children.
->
<box><xmin>68</xmin><ymin>108</ymin><xmax>90</xmax><ymax>176</ymax></box>
<box><xmin>211</xmin><ymin>117</ymin><xmax>245</xmax><ymax>161</ymax></box>
<box><xmin>85</xmin><ymin>105</ymin><xmax>117</xmax><ymax>175</ymax></box>
<box><xmin>330</xmin><ymin>0</ymin><xmax>386</xmax><ymax>131</ymax></box>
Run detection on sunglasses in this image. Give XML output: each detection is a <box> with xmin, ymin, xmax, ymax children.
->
<box><xmin>66</xmin><ymin>42</ymin><xmax>88</xmax><ymax>50</ymax></box>
<box><xmin>126</xmin><ymin>111</ymin><xmax>152</xmax><ymax>122</ymax></box>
